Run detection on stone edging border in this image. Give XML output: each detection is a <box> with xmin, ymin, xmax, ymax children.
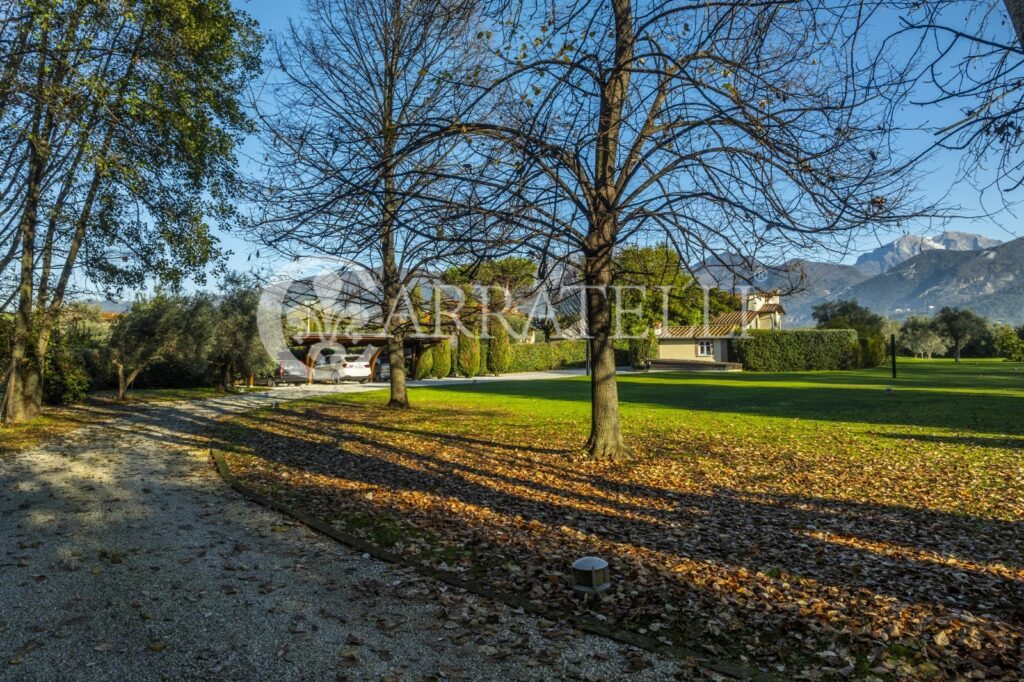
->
<box><xmin>211</xmin><ymin>448</ymin><xmax>777</xmax><ymax>682</ymax></box>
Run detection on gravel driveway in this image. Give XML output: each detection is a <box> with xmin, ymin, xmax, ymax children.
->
<box><xmin>0</xmin><ymin>387</ymin><xmax>692</xmax><ymax>681</ymax></box>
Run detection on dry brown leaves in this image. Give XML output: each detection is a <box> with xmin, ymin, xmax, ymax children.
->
<box><xmin>218</xmin><ymin>403</ymin><xmax>1024</xmax><ymax>680</ymax></box>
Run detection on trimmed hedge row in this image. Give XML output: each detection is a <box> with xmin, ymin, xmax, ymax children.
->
<box><xmin>734</xmin><ymin>329</ymin><xmax>861</xmax><ymax>372</ymax></box>
<box><xmin>447</xmin><ymin>339</ymin><xmax>634</xmax><ymax>377</ymax></box>
<box><xmin>506</xmin><ymin>340</ymin><xmax>587</xmax><ymax>372</ymax></box>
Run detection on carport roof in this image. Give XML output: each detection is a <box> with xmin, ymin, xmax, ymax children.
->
<box><xmin>290</xmin><ymin>332</ymin><xmax>449</xmax><ymax>347</ymax></box>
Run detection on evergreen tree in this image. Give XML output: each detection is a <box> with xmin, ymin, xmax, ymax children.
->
<box><xmin>429</xmin><ymin>339</ymin><xmax>450</xmax><ymax>379</ymax></box>
<box><xmin>457</xmin><ymin>332</ymin><xmax>481</xmax><ymax>377</ymax></box>
<box><xmin>414</xmin><ymin>347</ymin><xmax>434</xmax><ymax>380</ymax></box>
<box><xmin>486</xmin><ymin>325</ymin><xmax>511</xmax><ymax>375</ymax></box>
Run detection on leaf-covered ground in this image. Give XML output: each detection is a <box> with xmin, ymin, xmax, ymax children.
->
<box><xmin>0</xmin><ymin>387</ymin><xmax>267</xmax><ymax>460</ymax></box>
<box><xmin>218</xmin><ymin>360</ymin><xmax>1024</xmax><ymax>680</ymax></box>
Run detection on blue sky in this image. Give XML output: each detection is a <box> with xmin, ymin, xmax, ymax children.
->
<box><xmin>218</xmin><ymin>0</ymin><xmax>1021</xmax><ymax>279</ymax></box>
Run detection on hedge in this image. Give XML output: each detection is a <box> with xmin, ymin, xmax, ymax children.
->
<box><xmin>506</xmin><ymin>340</ymin><xmax>586</xmax><ymax>372</ymax></box>
<box><xmin>734</xmin><ymin>329</ymin><xmax>860</xmax><ymax>372</ymax></box>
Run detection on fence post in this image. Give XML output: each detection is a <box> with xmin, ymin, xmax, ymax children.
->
<box><xmin>890</xmin><ymin>333</ymin><xmax>897</xmax><ymax>379</ymax></box>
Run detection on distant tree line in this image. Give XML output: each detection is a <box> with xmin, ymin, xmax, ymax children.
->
<box><xmin>813</xmin><ymin>299</ymin><xmax>1022</xmax><ymax>363</ymax></box>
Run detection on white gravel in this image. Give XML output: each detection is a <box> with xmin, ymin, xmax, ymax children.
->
<box><xmin>0</xmin><ymin>386</ymin><xmax>703</xmax><ymax>681</ymax></box>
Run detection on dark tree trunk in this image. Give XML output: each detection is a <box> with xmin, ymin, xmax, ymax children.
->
<box><xmin>386</xmin><ymin>332</ymin><xmax>409</xmax><ymax>408</ymax></box>
<box><xmin>219</xmin><ymin>361</ymin><xmax>234</xmax><ymax>392</ymax></box>
<box><xmin>583</xmin><ymin>226</ymin><xmax>628</xmax><ymax>460</ymax></box>
<box><xmin>578</xmin><ymin>0</ymin><xmax>633</xmax><ymax>459</ymax></box>
<box><xmin>116</xmin><ymin>364</ymin><xmax>128</xmax><ymax>402</ymax></box>
<box><xmin>2</xmin><ymin>104</ymin><xmax>49</xmax><ymax>424</ymax></box>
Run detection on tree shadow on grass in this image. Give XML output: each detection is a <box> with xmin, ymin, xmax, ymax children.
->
<box><xmin>424</xmin><ymin>376</ymin><xmax>1024</xmax><ymax>435</ymax></box>
<box><xmin>217</xmin><ymin>406</ymin><xmax>1024</xmax><ymax>637</ymax></box>
<box><xmin>870</xmin><ymin>431</ymin><xmax>1024</xmax><ymax>450</ymax></box>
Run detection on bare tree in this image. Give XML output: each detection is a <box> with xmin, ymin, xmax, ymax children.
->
<box><xmin>422</xmin><ymin>0</ymin><xmax>919</xmax><ymax>458</ymax></box>
<box><xmin>248</xmin><ymin>0</ymin><xmax>500</xmax><ymax>407</ymax></box>
<box><xmin>893</xmin><ymin>1</ymin><xmax>1024</xmax><ymax>204</ymax></box>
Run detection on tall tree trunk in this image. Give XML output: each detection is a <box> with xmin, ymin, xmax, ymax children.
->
<box><xmin>579</xmin><ymin>0</ymin><xmax>633</xmax><ymax>459</ymax></box>
<box><xmin>380</xmin><ymin>33</ymin><xmax>407</xmax><ymax>409</ymax></box>
<box><xmin>385</xmin><ymin>331</ymin><xmax>408</xmax><ymax>408</ymax></box>
<box><xmin>116</xmin><ymin>363</ymin><xmax>128</xmax><ymax>402</ymax></box>
<box><xmin>219</xmin><ymin>360</ymin><xmax>233</xmax><ymax>391</ymax></box>
<box><xmin>2</xmin><ymin>93</ymin><xmax>49</xmax><ymax>424</ymax></box>
<box><xmin>583</xmin><ymin>224</ymin><xmax>628</xmax><ymax>460</ymax></box>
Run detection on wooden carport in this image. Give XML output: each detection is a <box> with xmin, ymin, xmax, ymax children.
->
<box><xmin>289</xmin><ymin>332</ymin><xmax>449</xmax><ymax>383</ymax></box>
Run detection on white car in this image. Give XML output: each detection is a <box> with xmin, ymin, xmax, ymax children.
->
<box><xmin>313</xmin><ymin>354</ymin><xmax>371</xmax><ymax>383</ymax></box>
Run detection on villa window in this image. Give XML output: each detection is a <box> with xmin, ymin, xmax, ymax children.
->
<box><xmin>697</xmin><ymin>340</ymin><xmax>714</xmax><ymax>357</ymax></box>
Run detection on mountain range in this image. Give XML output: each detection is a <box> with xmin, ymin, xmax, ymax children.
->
<box><xmin>853</xmin><ymin>231</ymin><xmax>1003</xmax><ymax>276</ymax></box>
<box><xmin>695</xmin><ymin>231</ymin><xmax>1024</xmax><ymax>325</ymax></box>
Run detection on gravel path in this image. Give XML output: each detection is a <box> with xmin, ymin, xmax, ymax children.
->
<box><xmin>0</xmin><ymin>387</ymin><xmax>694</xmax><ymax>681</ymax></box>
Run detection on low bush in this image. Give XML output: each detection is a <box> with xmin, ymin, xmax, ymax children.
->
<box><xmin>734</xmin><ymin>330</ymin><xmax>859</xmax><ymax>372</ymax></box>
<box><xmin>44</xmin><ymin>349</ymin><xmax>91</xmax><ymax>405</ymax></box>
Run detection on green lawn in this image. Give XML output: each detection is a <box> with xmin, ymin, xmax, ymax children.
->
<box><xmin>220</xmin><ymin>359</ymin><xmax>1024</xmax><ymax>678</ymax></box>
<box><xmin>404</xmin><ymin>357</ymin><xmax>1023</xmax><ymax>437</ymax></box>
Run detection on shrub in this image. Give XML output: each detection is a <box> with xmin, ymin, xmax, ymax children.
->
<box><xmin>456</xmin><ymin>333</ymin><xmax>481</xmax><ymax>377</ymax></box>
<box><xmin>627</xmin><ymin>329</ymin><xmax>658</xmax><ymax>368</ymax></box>
<box><xmin>734</xmin><ymin>330</ymin><xmax>859</xmax><ymax>372</ymax></box>
<box><xmin>414</xmin><ymin>347</ymin><xmax>434</xmax><ymax>379</ymax></box>
<box><xmin>486</xmin><ymin>325</ymin><xmax>512</xmax><ymax>375</ymax></box>
<box><xmin>44</xmin><ymin>349</ymin><xmax>90</xmax><ymax>405</ymax></box>
<box><xmin>856</xmin><ymin>336</ymin><xmax>887</xmax><ymax>368</ymax></box>
<box><xmin>993</xmin><ymin>324</ymin><xmax>1024</xmax><ymax>361</ymax></box>
<box><xmin>431</xmin><ymin>338</ymin><xmax>452</xmax><ymax>378</ymax></box>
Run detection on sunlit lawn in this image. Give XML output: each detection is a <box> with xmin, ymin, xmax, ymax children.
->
<box><xmin>219</xmin><ymin>359</ymin><xmax>1024</xmax><ymax>678</ymax></box>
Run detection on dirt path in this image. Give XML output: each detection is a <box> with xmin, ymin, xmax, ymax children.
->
<box><xmin>0</xmin><ymin>389</ymin><xmax>688</xmax><ymax>681</ymax></box>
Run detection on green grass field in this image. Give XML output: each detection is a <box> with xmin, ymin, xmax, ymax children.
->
<box><xmin>404</xmin><ymin>357</ymin><xmax>1023</xmax><ymax>437</ymax></box>
<box><xmin>221</xmin><ymin>359</ymin><xmax>1024</xmax><ymax>678</ymax></box>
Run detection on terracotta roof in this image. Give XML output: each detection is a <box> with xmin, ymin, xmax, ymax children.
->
<box><xmin>758</xmin><ymin>303</ymin><xmax>785</xmax><ymax>314</ymax></box>
<box><xmin>659</xmin><ymin>324</ymin><xmax>737</xmax><ymax>339</ymax></box>
<box><xmin>710</xmin><ymin>310</ymin><xmax>760</xmax><ymax>326</ymax></box>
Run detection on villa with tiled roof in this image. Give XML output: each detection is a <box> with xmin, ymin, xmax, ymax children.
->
<box><xmin>655</xmin><ymin>291</ymin><xmax>784</xmax><ymax>364</ymax></box>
